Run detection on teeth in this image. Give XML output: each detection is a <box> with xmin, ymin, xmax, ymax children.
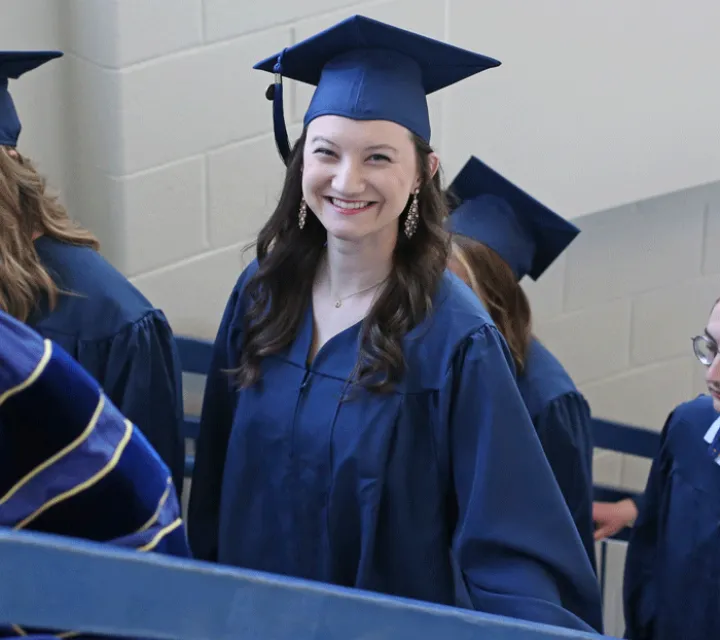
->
<box><xmin>331</xmin><ymin>198</ymin><xmax>370</xmax><ymax>210</ymax></box>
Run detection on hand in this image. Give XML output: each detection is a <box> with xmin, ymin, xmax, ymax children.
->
<box><xmin>593</xmin><ymin>499</ymin><xmax>638</xmax><ymax>541</ymax></box>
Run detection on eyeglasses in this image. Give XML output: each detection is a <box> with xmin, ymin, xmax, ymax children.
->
<box><xmin>692</xmin><ymin>334</ymin><xmax>719</xmax><ymax>366</ymax></box>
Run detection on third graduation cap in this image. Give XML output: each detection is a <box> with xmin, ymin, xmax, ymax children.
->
<box><xmin>0</xmin><ymin>50</ymin><xmax>63</xmax><ymax>147</ymax></box>
<box><xmin>446</xmin><ymin>156</ymin><xmax>580</xmax><ymax>281</ymax></box>
<box><xmin>254</xmin><ymin>15</ymin><xmax>500</xmax><ymax>164</ymax></box>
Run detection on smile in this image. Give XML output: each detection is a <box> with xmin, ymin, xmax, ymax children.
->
<box><xmin>325</xmin><ymin>197</ymin><xmax>376</xmax><ymax>214</ymax></box>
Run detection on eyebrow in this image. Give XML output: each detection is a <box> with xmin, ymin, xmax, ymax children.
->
<box><xmin>365</xmin><ymin>144</ymin><xmax>399</xmax><ymax>153</ymax></box>
<box><xmin>310</xmin><ymin>136</ymin><xmax>338</xmax><ymax>147</ymax></box>
<box><xmin>309</xmin><ymin>136</ymin><xmax>398</xmax><ymax>153</ymax></box>
<box><xmin>705</xmin><ymin>329</ymin><xmax>718</xmax><ymax>343</ymax></box>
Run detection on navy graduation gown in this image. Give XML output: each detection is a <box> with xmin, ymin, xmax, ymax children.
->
<box><xmin>28</xmin><ymin>236</ymin><xmax>185</xmax><ymax>496</ymax></box>
<box><xmin>516</xmin><ymin>339</ymin><xmax>596</xmax><ymax>570</ymax></box>
<box><xmin>189</xmin><ymin>263</ymin><xmax>603</xmax><ymax>634</ymax></box>
<box><xmin>0</xmin><ymin>310</ymin><xmax>190</xmax><ymax>639</ymax></box>
<box><xmin>623</xmin><ymin>395</ymin><xmax>720</xmax><ymax>640</ymax></box>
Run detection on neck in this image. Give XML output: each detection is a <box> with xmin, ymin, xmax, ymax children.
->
<box><xmin>323</xmin><ymin>229</ymin><xmax>395</xmax><ymax>298</ymax></box>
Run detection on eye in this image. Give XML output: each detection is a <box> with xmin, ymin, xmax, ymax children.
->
<box><xmin>313</xmin><ymin>147</ymin><xmax>336</xmax><ymax>157</ymax></box>
<box><xmin>367</xmin><ymin>153</ymin><xmax>392</xmax><ymax>163</ymax></box>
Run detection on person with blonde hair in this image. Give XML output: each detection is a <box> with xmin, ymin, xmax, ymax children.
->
<box><xmin>0</xmin><ymin>51</ymin><xmax>184</xmax><ymax>495</ymax></box>
<box><xmin>445</xmin><ymin>156</ymin><xmax>595</xmax><ymax>570</ymax></box>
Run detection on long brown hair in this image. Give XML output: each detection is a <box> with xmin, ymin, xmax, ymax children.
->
<box><xmin>451</xmin><ymin>235</ymin><xmax>532</xmax><ymax>374</ymax></box>
<box><xmin>0</xmin><ymin>146</ymin><xmax>99</xmax><ymax>322</ymax></box>
<box><xmin>234</xmin><ymin>128</ymin><xmax>450</xmax><ymax>393</ymax></box>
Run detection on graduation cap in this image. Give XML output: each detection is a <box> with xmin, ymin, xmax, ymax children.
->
<box><xmin>446</xmin><ymin>156</ymin><xmax>580</xmax><ymax>281</ymax></box>
<box><xmin>0</xmin><ymin>50</ymin><xmax>63</xmax><ymax>148</ymax></box>
<box><xmin>253</xmin><ymin>15</ymin><xmax>501</xmax><ymax>164</ymax></box>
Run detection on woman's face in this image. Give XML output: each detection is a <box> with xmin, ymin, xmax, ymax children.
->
<box><xmin>302</xmin><ymin>115</ymin><xmax>435</xmax><ymax>244</ymax></box>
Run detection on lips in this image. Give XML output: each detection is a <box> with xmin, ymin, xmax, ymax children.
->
<box><xmin>325</xmin><ymin>196</ymin><xmax>376</xmax><ymax>215</ymax></box>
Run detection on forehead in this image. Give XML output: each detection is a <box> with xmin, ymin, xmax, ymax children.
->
<box><xmin>708</xmin><ymin>302</ymin><xmax>720</xmax><ymax>334</ymax></box>
<box><xmin>306</xmin><ymin>115</ymin><xmax>414</xmax><ymax>148</ymax></box>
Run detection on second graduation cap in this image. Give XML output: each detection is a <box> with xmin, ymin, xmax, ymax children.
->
<box><xmin>446</xmin><ymin>156</ymin><xmax>580</xmax><ymax>281</ymax></box>
<box><xmin>254</xmin><ymin>15</ymin><xmax>501</xmax><ymax>164</ymax></box>
<box><xmin>0</xmin><ymin>50</ymin><xmax>63</xmax><ymax>148</ymax></box>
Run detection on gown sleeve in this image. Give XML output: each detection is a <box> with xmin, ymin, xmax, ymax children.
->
<box><xmin>187</xmin><ymin>284</ymin><xmax>244</xmax><ymax>562</ymax></box>
<box><xmin>534</xmin><ymin>393</ymin><xmax>596</xmax><ymax>570</ymax></box>
<box><xmin>445</xmin><ymin>325</ymin><xmax>604</xmax><ymax>634</ymax></box>
<box><xmin>622</xmin><ymin>411</ymin><xmax>674</xmax><ymax>640</ymax></box>
<box><xmin>100</xmin><ymin>310</ymin><xmax>185</xmax><ymax>498</ymax></box>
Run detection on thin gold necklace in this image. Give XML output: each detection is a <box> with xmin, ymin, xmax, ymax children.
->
<box><xmin>331</xmin><ymin>277</ymin><xmax>388</xmax><ymax>308</ymax></box>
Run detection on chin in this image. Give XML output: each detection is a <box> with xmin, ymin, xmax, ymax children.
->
<box><xmin>324</xmin><ymin>223</ymin><xmax>370</xmax><ymax>242</ymax></box>
<box><xmin>712</xmin><ymin>395</ymin><xmax>720</xmax><ymax>413</ymax></box>
<box><xmin>318</xmin><ymin>207</ymin><xmax>374</xmax><ymax>240</ymax></box>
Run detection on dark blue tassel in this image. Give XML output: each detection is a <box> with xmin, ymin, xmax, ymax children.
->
<box><xmin>269</xmin><ymin>59</ymin><xmax>291</xmax><ymax>165</ymax></box>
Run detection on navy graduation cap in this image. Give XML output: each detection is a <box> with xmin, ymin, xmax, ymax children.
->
<box><xmin>0</xmin><ymin>50</ymin><xmax>63</xmax><ymax>147</ymax></box>
<box><xmin>446</xmin><ymin>156</ymin><xmax>580</xmax><ymax>281</ymax></box>
<box><xmin>254</xmin><ymin>15</ymin><xmax>501</xmax><ymax>164</ymax></box>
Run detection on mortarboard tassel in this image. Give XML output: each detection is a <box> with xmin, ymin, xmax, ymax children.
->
<box><xmin>265</xmin><ymin>54</ymin><xmax>291</xmax><ymax>165</ymax></box>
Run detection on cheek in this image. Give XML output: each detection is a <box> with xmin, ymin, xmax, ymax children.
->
<box><xmin>302</xmin><ymin>165</ymin><xmax>330</xmax><ymax>200</ymax></box>
<box><xmin>707</xmin><ymin>359</ymin><xmax>720</xmax><ymax>381</ymax></box>
<box><xmin>379</xmin><ymin>171</ymin><xmax>412</xmax><ymax>211</ymax></box>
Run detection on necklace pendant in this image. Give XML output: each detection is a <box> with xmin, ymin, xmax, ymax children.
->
<box><xmin>334</xmin><ymin>300</ymin><xmax>342</xmax><ymax>308</ymax></box>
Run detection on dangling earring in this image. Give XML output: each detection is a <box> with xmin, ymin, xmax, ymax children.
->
<box><xmin>404</xmin><ymin>189</ymin><xmax>419</xmax><ymax>239</ymax></box>
<box><xmin>298</xmin><ymin>198</ymin><xmax>307</xmax><ymax>230</ymax></box>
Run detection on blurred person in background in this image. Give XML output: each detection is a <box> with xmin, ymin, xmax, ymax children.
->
<box><xmin>445</xmin><ymin>156</ymin><xmax>595</xmax><ymax>570</ymax></box>
<box><xmin>0</xmin><ymin>50</ymin><xmax>185</xmax><ymax>495</ymax></box>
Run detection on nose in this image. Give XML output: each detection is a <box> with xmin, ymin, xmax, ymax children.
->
<box><xmin>707</xmin><ymin>354</ymin><xmax>720</xmax><ymax>385</ymax></box>
<box><xmin>331</xmin><ymin>158</ymin><xmax>365</xmax><ymax>195</ymax></box>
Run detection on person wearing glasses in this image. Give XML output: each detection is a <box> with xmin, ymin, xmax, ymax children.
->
<box><xmin>621</xmin><ymin>297</ymin><xmax>720</xmax><ymax>640</ymax></box>
<box><xmin>592</xmin><ymin>305</ymin><xmax>720</xmax><ymax>541</ymax></box>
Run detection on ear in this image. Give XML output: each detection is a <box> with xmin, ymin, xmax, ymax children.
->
<box><xmin>427</xmin><ymin>152</ymin><xmax>440</xmax><ymax>179</ymax></box>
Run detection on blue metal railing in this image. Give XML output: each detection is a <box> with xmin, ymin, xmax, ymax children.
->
<box><xmin>0</xmin><ymin>528</ymin><xmax>602</xmax><ymax>639</ymax></box>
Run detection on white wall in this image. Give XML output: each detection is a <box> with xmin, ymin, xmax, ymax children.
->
<box><xmin>444</xmin><ymin>0</ymin><xmax>720</xmax><ymax>218</ymax></box>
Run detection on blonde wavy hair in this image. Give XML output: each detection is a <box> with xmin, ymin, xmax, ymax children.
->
<box><xmin>0</xmin><ymin>145</ymin><xmax>99</xmax><ymax>322</ymax></box>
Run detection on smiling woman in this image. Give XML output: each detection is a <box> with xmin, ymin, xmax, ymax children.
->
<box><xmin>237</xmin><ymin>116</ymin><xmax>446</xmax><ymax>388</ymax></box>
<box><xmin>303</xmin><ymin>117</ymin><xmax>439</xmax><ymax>244</ymax></box>
<box><xmin>187</xmin><ymin>15</ymin><xmax>604</xmax><ymax>636</ymax></box>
